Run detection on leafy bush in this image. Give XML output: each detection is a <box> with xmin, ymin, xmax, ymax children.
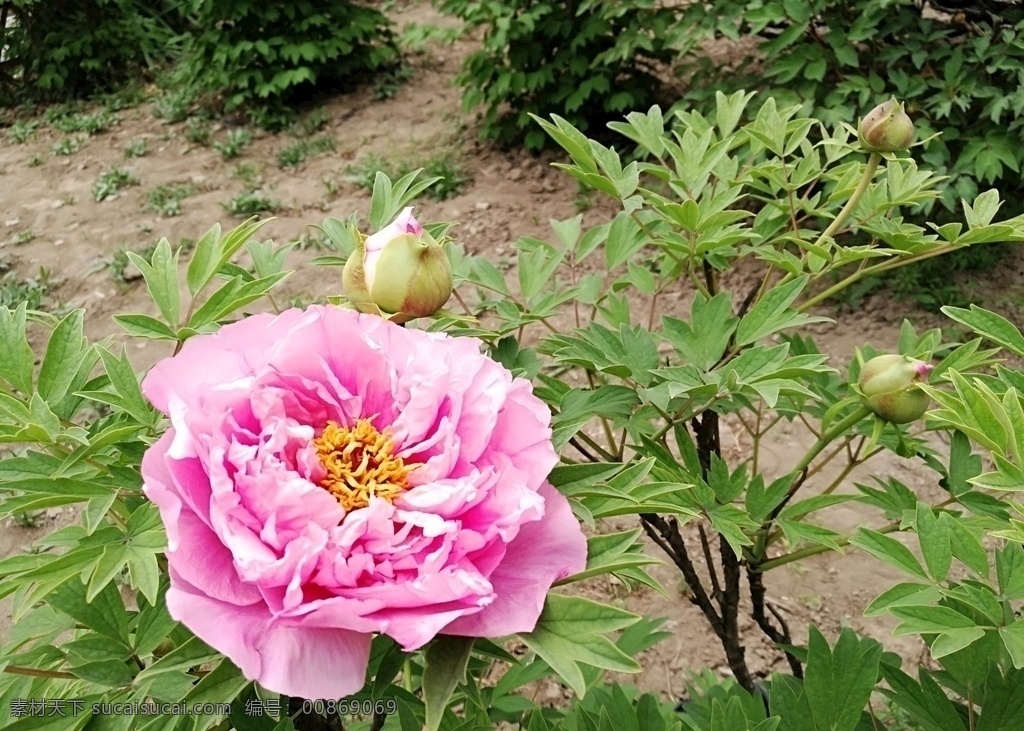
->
<box><xmin>173</xmin><ymin>0</ymin><xmax>399</xmax><ymax>126</ymax></box>
<box><xmin>675</xmin><ymin>0</ymin><xmax>1024</xmax><ymax>215</ymax></box>
<box><xmin>438</xmin><ymin>0</ymin><xmax>681</xmax><ymax>149</ymax></box>
<box><xmin>0</xmin><ymin>0</ymin><xmax>181</xmax><ymax>103</ymax></box>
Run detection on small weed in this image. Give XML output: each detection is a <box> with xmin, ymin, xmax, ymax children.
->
<box><xmin>99</xmin><ymin>84</ymin><xmax>147</xmax><ymax>111</ymax></box>
<box><xmin>294</xmin><ymin>230</ymin><xmax>331</xmax><ymax>251</ymax></box>
<box><xmin>92</xmin><ymin>167</ymin><xmax>139</xmax><ymax>202</ymax></box>
<box><xmin>223</xmin><ymin>191</ymin><xmax>280</xmax><ymax>217</ymax></box>
<box><xmin>213</xmin><ymin>129</ymin><xmax>253</xmax><ymax>159</ymax></box>
<box><xmin>0</xmin><ymin>264</ymin><xmax>53</xmax><ymax>310</ymax></box>
<box><xmin>27</xmin><ymin>155</ymin><xmax>43</xmax><ymax>168</ymax></box>
<box><xmin>233</xmin><ymin>162</ymin><xmax>263</xmax><ymax>189</ymax></box>
<box><xmin>293</xmin><ymin>108</ymin><xmax>330</xmax><ymax>137</ymax></box>
<box><xmin>277</xmin><ymin>134</ymin><xmax>336</xmax><ymax>168</ymax></box>
<box><xmin>6</xmin><ymin>121</ymin><xmax>39</xmax><ymax>144</ymax></box>
<box><xmin>12</xmin><ymin>230</ymin><xmax>36</xmax><ymax>246</ymax></box>
<box><xmin>154</xmin><ymin>90</ymin><xmax>194</xmax><ymax>123</ymax></box>
<box><xmin>345</xmin><ymin>152</ymin><xmax>471</xmax><ymax>201</ymax></box>
<box><xmin>51</xmin><ymin>136</ymin><xmax>86</xmax><ymax>156</ymax></box>
<box><xmin>47</xmin><ymin>109</ymin><xmax>118</xmax><ymax>135</ymax></box>
<box><xmin>345</xmin><ymin>153</ymin><xmax>391</xmax><ymax>192</ymax></box>
<box><xmin>373</xmin><ymin>64</ymin><xmax>414</xmax><ymax>100</ymax></box>
<box><xmin>11</xmin><ymin>511</ymin><xmax>41</xmax><ymax>528</ymax></box>
<box><xmin>420</xmin><ymin>157</ymin><xmax>471</xmax><ymax>201</ymax></box>
<box><xmin>399</xmin><ymin>23</ymin><xmax>463</xmax><ymax>53</ymax></box>
<box><xmin>322</xmin><ymin>175</ymin><xmax>340</xmax><ymax>197</ymax></box>
<box><xmin>144</xmin><ymin>183</ymin><xmax>197</xmax><ymax>217</ymax></box>
<box><xmin>184</xmin><ymin>117</ymin><xmax>212</xmax><ymax>146</ymax></box>
<box><xmin>61</xmin><ymin>195</ymin><xmax>75</xmax><ymax>206</ymax></box>
<box><xmin>573</xmin><ymin>180</ymin><xmax>597</xmax><ymax>213</ymax></box>
<box><xmin>124</xmin><ymin>138</ymin><xmax>149</xmax><ymax>159</ymax></box>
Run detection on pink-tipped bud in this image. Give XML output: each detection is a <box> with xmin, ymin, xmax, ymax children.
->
<box><xmin>858</xmin><ymin>353</ymin><xmax>933</xmax><ymax>424</ymax></box>
<box><xmin>858</xmin><ymin>98</ymin><xmax>915</xmax><ymax>153</ymax></box>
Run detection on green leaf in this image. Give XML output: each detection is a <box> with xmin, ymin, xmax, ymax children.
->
<box><xmin>113</xmin><ymin>314</ymin><xmax>178</xmax><ymax>340</ymax></box>
<box><xmin>661</xmin><ymin>292</ymin><xmax>737</xmax><ymax>371</ymax></box>
<box><xmin>941</xmin><ymin>305</ymin><xmax>1024</xmax><ymax>359</ymax></box>
<box><xmin>127</xmin><ymin>239</ymin><xmax>180</xmax><ymax>326</ymax></box>
<box><xmin>931</xmin><ymin>627</ymin><xmax>986</xmax><ymax>659</ymax></box>
<box><xmin>849</xmin><ymin>528</ymin><xmax>928</xmax><ymax>581</ymax></box>
<box><xmin>184</xmin><ymin>657</ymin><xmax>248</xmax><ymax>731</ymax></box>
<box><xmin>422</xmin><ymin>636</ymin><xmax>475</xmax><ymax>731</ymax></box>
<box><xmin>804</xmin><ymin>627</ymin><xmax>882</xmax><ymax>731</ymax></box>
<box><xmin>916</xmin><ymin>503</ymin><xmax>951</xmax><ymax>582</ymax></box>
<box><xmin>185</xmin><ymin>224</ymin><xmax>222</xmax><ymax>297</ymax></box>
<box><xmin>518</xmin><ymin>595</ymin><xmax>640</xmax><ymax>697</ymax></box>
<box><xmin>996</xmin><ymin>544</ymin><xmax>1024</xmax><ymax>600</ymax></box>
<box><xmin>37</xmin><ymin>309</ymin><xmax>88</xmax><ymax>405</ymax></box>
<box><xmin>890</xmin><ymin>604</ymin><xmax>979</xmax><ymax>635</ymax></box>
<box><xmin>47</xmin><ymin>577</ymin><xmax>130</xmax><ymax>645</ymax></box>
<box><xmin>735</xmin><ymin>276</ymin><xmax>829</xmax><ymax>346</ymax></box>
<box><xmin>1000</xmin><ymin>620</ymin><xmax>1024</xmax><ymax>669</ymax></box>
<box><xmin>0</xmin><ymin>303</ymin><xmax>34</xmax><ymax>394</ymax></box>
<box><xmin>864</xmin><ymin>582</ymin><xmax>942</xmax><ymax>617</ymax></box>
<box><xmin>880</xmin><ymin>665</ymin><xmax>966</xmax><ymax>731</ymax></box>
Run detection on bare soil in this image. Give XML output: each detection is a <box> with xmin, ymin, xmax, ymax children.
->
<box><xmin>1</xmin><ymin>0</ymin><xmax>1022</xmax><ymax>705</ymax></box>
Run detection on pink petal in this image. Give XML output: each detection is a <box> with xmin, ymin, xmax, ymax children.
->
<box><xmin>167</xmin><ymin>571</ymin><xmax>371</xmax><ymax>700</ymax></box>
<box><xmin>441</xmin><ymin>483</ymin><xmax>586</xmax><ymax>637</ymax></box>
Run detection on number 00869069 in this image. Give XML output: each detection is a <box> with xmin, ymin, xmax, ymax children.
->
<box><xmin>300</xmin><ymin>698</ymin><xmax>398</xmax><ymax>716</ymax></box>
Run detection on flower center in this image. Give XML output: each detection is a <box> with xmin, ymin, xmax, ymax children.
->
<box><xmin>312</xmin><ymin>419</ymin><xmax>414</xmax><ymax>511</ymax></box>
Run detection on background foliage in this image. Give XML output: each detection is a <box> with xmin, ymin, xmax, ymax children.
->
<box><xmin>0</xmin><ymin>0</ymin><xmax>182</xmax><ymax>104</ymax></box>
<box><xmin>438</xmin><ymin>0</ymin><xmax>680</xmax><ymax>149</ymax></box>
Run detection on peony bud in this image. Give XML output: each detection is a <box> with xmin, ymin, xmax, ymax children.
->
<box><xmin>342</xmin><ymin>207</ymin><xmax>453</xmax><ymax>323</ymax></box>
<box><xmin>857</xmin><ymin>353</ymin><xmax>934</xmax><ymax>424</ymax></box>
<box><xmin>858</xmin><ymin>97</ymin><xmax>915</xmax><ymax>153</ymax></box>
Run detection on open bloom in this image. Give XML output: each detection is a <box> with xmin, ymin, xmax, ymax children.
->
<box><xmin>141</xmin><ymin>306</ymin><xmax>586</xmax><ymax>700</ymax></box>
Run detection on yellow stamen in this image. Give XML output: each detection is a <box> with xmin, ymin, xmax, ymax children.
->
<box><xmin>312</xmin><ymin>419</ymin><xmax>414</xmax><ymax>511</ymax></box>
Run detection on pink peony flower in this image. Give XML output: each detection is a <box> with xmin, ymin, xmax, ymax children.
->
<box><xmin>141</xmin><ymin>306</ymin><xmax>586</xmax><ymax>700</ymax></box>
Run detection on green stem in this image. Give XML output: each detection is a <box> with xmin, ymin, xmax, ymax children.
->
<box><xmin>752</xmin><ymin>404</ymin><xmax>873</xmax><ymax>559</ymax></box>
<box><xmin>811</xmin><ymin>152</ymin><xmax>881</xmax><ymax>250</ymax></box>
<box><xmin>799</xmin><ymin>241</ymin><xmax>958</xmax><ymax>313</ymax></box>
<box><xmin>760</xmin><ymin>522</ymin><xmax>900</xmax><ymax>571</ymax></box>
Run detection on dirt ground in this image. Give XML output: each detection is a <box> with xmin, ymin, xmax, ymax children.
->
<box><xmin>1</xmin><ymin>0</ymin><xmax>1023</xmax><ymax>706</ymax></box>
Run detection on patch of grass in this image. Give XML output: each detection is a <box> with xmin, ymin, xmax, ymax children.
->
<box><xmin>10</xmin><ymin>511</ymin><xmax>42</xmax><ymax>528</ymax></box>
<box><xmin>46</xmin><ymin>109</ymin><xmax>119</xmax><ymax>135</ymax></box>
<box><xmin>277</xmin><ymin>134</ymin><xmax>336</xmax><ymax>168</ymax></box>
<box><xmin>185</xmin><ymin>118</ymin><xmax>212</xmax><ymax>146</ymax></box>
<box><xmin>345</xmin><ymin>151</ymin><xmax>472</xmax><ymax>201</ymax></box>
<box><xmin>124</xmin><ymin>138</ymin><xmax>149</xmax><ymax>159</ymax></box>
<box><xmin>223</xmin><ymin>191</ymin><xmax>280</xmax><ymax>217</ymax></box>
<box><xmin>0</xmin><ymin>262</ymin><xmax>53</xmax><ymax>310</ymax></box>
<box><xmin>51</xmin><ymin>136</ymin><xmax>86</xmax><ymax>156</ymax></box>
<box><xmin>293</xmin><ymin>108</ymin><xmax>330</xmax><ymax>138</ymax></box>
<box><xmin>233</xmin><ymin>163</ymin><xmax>263</xmax><ymax>189</ymax></box>
<box><xmin>92</xmin><ymin>167</ymin><xmax>139</xmax><ymax>202</ymax></box>
<box><xmin>153</xmin><ymin>89</ymin><xmax>194</xmax><ymax>124</ymax></box>
<box><xmin>27</xmin><ymin>155</ymin><xmax>44</xmax><ymax>168</ymax></box>
<box><xmin>144</xmin><ymin>183</ymin><xmax>197</xmax><ymax>217</ymax></box>
<box><xmin>373</xmin><ymin>63</ymin><xmax>414</xmax><ymax>100</ymax></box>
<box><xmin>213</xmin><ymin>129</ymin><xmax>253</xmax><ymax>160</ymax></box>
<box><xmin>12</xmin><ymin>230</ymin><xmax>36</xmax><ymax>246</ymax></box>
<box><xmin>6</xmin><ymin>121</ymin><xmax>40</xmax><ymax>144</ymax></box>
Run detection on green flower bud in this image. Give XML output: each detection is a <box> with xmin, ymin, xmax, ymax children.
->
<box><xmin>858</xmin><ymin>97</ymin><xmax>915</xmax><ymax>153</ymax></box>
<box><xmin>342</xmin><ymin>207</ymin><xmax>453</xmax><ymax>323</ymax></box>
<box><xmin>857</xmin><ymin>353</ymin><xmax>933</xmax><ymax>424</ymax></box>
